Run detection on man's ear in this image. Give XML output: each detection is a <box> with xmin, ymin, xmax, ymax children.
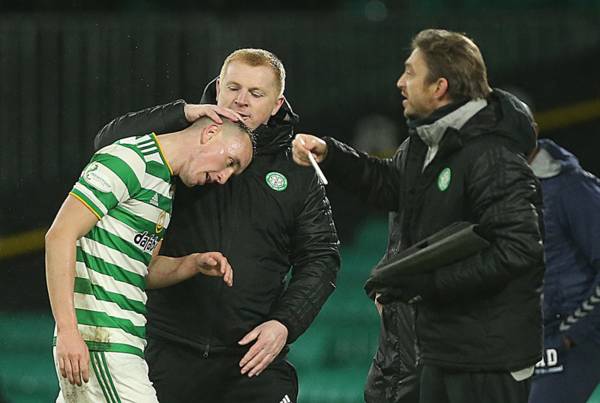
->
<box><xmin>433</xmin><ymin>78</ymin><xmax>449</xmax><ymax>101</ymax></box>
<box><xmin>270</xmin><ymin>97</ymin><xmax>285</xmax><ymax>117</ymax></box>
<box><xmin>200</xmin><ymin>124</ymin><xmax>221</xmax><ymax>144</ymax></box>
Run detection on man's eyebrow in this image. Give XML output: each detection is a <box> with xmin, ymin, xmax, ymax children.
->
<box><xmin>225</xmin><ymin>79</ymin><xmax>267</xmax><ymax>93</ymax></box>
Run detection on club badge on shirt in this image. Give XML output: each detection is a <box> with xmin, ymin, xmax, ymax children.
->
<box><xmin>265</xmin><ymin>172</ymin><xmax>288</xmax><ymax>192</ymax></box>
<box><xmin>156</xmin><ymin>210</ymin><xmax>167</xmax><ymax>233</ymax></box>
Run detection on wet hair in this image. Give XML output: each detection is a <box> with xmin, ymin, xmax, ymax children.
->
<box><xmin>219</xmin><ymin>48</ymin><xmax>286</xmax><ymax>98</ymax></box>
<box><xmin>412</xmin><ymin>29</ymin><xmax>491</xmax><ymax>101</ymax></box>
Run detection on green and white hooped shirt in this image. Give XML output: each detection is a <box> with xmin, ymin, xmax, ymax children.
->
<box><xmin>55</xmin><ymin>133</ymin><xmax>173</xmax><ymax>358</ymax></box>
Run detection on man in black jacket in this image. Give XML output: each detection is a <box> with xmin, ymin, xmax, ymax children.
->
<box><xmin>292</xmin><ymin>29</ymin><xmax>543</xmax><ymax>403</ymax></box>
<box><xmin>94</xmin><ymin>48</ymin><xmax>340</xmax><ymax>403</ymax></box>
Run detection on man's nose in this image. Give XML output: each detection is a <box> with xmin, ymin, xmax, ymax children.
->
<box><xmin>235</xmin><ymin>90</ymin><xmax>249</xmax><ymax>105</ymax></box>
<box><xmin>216</xmin><ymin>168</ymin><xmax>234</xmax><ymax>184</ymax></box>
<box><xmin>396</xmin><ymin>76</ymin><xmax>404</xmax><ymax>90</ymax></box>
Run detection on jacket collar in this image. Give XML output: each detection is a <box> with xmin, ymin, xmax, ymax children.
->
<box><xmin>408</xmin><ymin>89</ymin><xmax>538</xmax><ymax>162</ymax></box>
<box><xmin>413</xmin><ymin>98</ymin><xmax>488</xmax><ymax>148</ymax></box>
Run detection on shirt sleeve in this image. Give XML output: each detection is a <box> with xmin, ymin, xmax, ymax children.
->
<box><xmin>70</xmin><ymin>144</ymin><xmax>145</xmax><ymax>219</ymax></box>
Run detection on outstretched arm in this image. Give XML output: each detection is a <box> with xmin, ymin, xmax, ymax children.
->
<box><xmin>45</xmin><ymin>195</ymin><xmax>99</xmax><ymax>386</ymax></box>
<box><xmin>292</xmin><ymin>133</ymin><xmax>404</xmax><ymax>210</ymax></box>
<box><xmin>146</xmin><ymin>251</ymin><xmax>233</xmax><ymax>289</ymax></box>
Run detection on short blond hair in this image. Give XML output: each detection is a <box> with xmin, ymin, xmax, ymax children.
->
<box><xmin>219</xmin><ymin>48</ymin><xmax>286</xmax><ymax>97</ymax></box>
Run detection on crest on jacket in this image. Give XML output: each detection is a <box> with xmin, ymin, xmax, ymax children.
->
<box><xmin>265</xmin><ymin>172</ymin><xmax>288</xmax><ymax>191</ymax></box>
<box><xmin>437</xmin><ymin>168</ymin><xmax>452</xmax><ymax>191</ymax></box>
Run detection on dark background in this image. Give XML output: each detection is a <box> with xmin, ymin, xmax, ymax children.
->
<box><xmin>2</xmin><ymin>2</ymin><xmax>600</xmax><ymax>305</ymax></box>
<box><xmin>0</xmin><ymin>1</ymin><xmax>599</xmax><ymax>402</ymax></box>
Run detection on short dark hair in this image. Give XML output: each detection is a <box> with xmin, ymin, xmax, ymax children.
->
<box><xmin>192</xmin><ymin>117</ymin><xmax>256</xmax><ymax>153</ymax></box>
<box><xmin>412</xmin><ymin>29</ymin><xmax>491</xmax><ymax>101</ymax></box>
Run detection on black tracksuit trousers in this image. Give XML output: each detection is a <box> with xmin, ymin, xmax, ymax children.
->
<box><xmin>145</xmin><ymin>336</ymin><xmax>298</xmax><ymax>403</ymax></box>
<box><xmin>419</xmin><ymin>364</ymin><xmax>531</xmax><ymax>403</ymax></box>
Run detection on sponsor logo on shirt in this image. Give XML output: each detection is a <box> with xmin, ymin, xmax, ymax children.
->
<box><xmin>134</xmin><ymin>231</ymin><xmax>160</xmax><ymax>253</ymax></box>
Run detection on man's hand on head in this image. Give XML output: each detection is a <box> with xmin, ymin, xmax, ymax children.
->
<box><xmin>184</xmin><ymin>104</ymin><xmax>243</xmax><ymax>125</ymax></box>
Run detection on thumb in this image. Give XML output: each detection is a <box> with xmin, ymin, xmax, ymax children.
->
<box><xmin>299</xmin><ymin>134</ymin><xmax>318</xmax><ymax>153</ymax></box>
<box><xmin>293</xmin><ymin>134</ymin><xmax>310</xmax><ymax>153</ymax></box>
<box><xmin>301</xmin><ymin>134</ymin><xmax>327</xmax><ymax>160</ymax></box>
<box><xmin>199</xmin><ymin>254</ymin><xmax>218</xmax><ymax>266</ymax></box>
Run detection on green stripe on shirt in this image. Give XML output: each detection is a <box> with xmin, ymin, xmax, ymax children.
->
<box><xmin>75</xmin><ymin>308</ymin><xmax>146</xmax><ymax>339</ymax></box>
<box><xmin>107</xmin><ymin>206</ymin><xmax>158</xmax><ymax>236</ymax></box>
<box><xmin>92</xmin><ymin>153</ymin><xmax>141</xmax><ymax>198</ymax></box>
<box><xmin>74</xmin><ymin>277</ymin><xmax>147</xmax><ymax>315</ymax></box>
<box><xmin>53</xmin><ymin>337</ymin><xmax>144</xmax><ymax>358</ymax></box>
<box><xmin>76</xmin><ymin>247</ymin><xmax>146</xmax><ymax>289</ymax></box>
<box><xmin>85</xmin><ymin>226</ymin><xmax>150</xmax><ymax>266</ymax></box>
<box><xmin>70</xmin><ymin>188</ymin><xmax>105</xmax><ymax>219</ymax></box>
<box><xmin>146</xmin><ymin>160</ymin><xmax>172</xmax><ymax>182</ymax></box>
<box><xmin>75</xmin><ymin>179</ymin><xmax>120</xmax><ymax>212</ymax></box>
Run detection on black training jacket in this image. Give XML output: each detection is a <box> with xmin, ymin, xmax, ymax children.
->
<box><xmin>323</xmin><ymin>89</ymin><xmax>544</xmax><ymax>399</ymax></box>
<box><xmin>94</xmin><ymin>80</ymin><xmax>340</xmax><ymax>353</ymax></box>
